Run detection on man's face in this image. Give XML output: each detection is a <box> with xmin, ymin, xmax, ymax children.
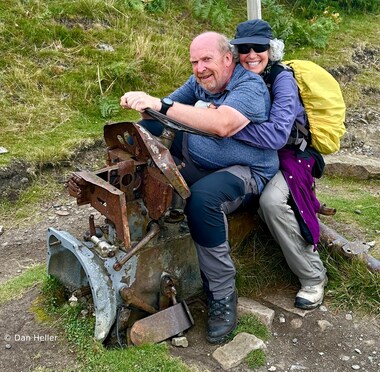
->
<box><xmin>189</xmin><ymin>34</ymin><xmax>233</xmax><ymax>94</ymax></box>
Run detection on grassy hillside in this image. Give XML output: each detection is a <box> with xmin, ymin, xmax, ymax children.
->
<box><xmin>1</xmin><ymin>0</ymin><xmax>379</xmax><ymax>169</ymax></box>
<box><xmin>0</xmin><ymin>0</ymin><xmax>241</xmax><ymax>167</ymax></box>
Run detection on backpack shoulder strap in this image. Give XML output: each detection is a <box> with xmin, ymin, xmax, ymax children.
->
<box><xmin>264</xmin><ymin>62</ymin><xmax>293</xmax><ymax>94</ymax></box>
<box><xmin>265</xmin><ymin>62</ymin><xmax>310</xmax><ymax>151</ymax></box>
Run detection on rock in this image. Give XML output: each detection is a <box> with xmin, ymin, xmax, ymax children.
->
<box><xmin>317</xmin><ymin>319</ymin><xmax>333</xmax><ymax>331</ymax></box>
<box><xmin>351</xmin><ymin>365</ymin><xmax>360</xmax><ymax>370</ymax></box>
<box><xmin>55</xmin><ymin>210</ymin><xmax>70</xmax><ymax>216</ymax></box>
<box><xmin>268</xmin><ymin>366</ymin><xmax>277</xmax><ymax>371</ymax></box>
<box><xmin>69</xmin><ymin>295</ymin><xmax>78</xmax><ymax>307</ymax></box>
<box><xmin>289</xmin><ymin>364</ymin><xmax>307</xmax><ymax>370</ymax></box>
<box><xmin>324</xmin><ymin>154</ymin><xmax>380</xmax><ymax>179</ymax></box>
<box><xmin>345</xmin><ymin>313</ymin><xmax>353</xmax><ymax>321</ymax></box>
<box><xmin>290</xmin><ymin>318</ymin><xmax>303</xmax><ymax>329</ymax></box>
<box><xmin>97</xmin><ymin>43</ymin><xmax>114</xmax><ymax>52</ymax></box>
<box><xmin>212</xmin><ymin>332</ymin><xmax>266</xmax><ymax>370</ymax></box>
<box><xmin>263</xmin><ymin>293</ymin><xmax>314</xmax><ymax>317</ymax></box>
<box><xmin>237</xmin><ymin>297</ymin><xmax>275</xmax><ymax>328</ymax></box>
<box><xmin>171</xmin><ymin>336</ymin><xmax>188</xmax><ymax>348</ymax></box>
<box><xmin>0</xmin><ymin>225</ymin><xmax>4</xmax><ymax>236</ymax></box>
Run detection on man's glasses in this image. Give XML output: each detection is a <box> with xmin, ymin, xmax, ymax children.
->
<box><xmin>236</xmin><ymin>44</ymin><xmax>270</xmax><ymax>54</ymax></box>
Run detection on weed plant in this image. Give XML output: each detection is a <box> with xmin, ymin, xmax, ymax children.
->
<box><xmin>282</xmin><ymin>0</ymin><xmax>380</xmax><ymax>15</ymax></box>
<box><xmin>320</xmin><ymin>246</ymin><xmax>380</xmax><ymax>314</ymax></box>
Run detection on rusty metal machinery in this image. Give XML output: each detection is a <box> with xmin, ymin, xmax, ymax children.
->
<box><xmin>47</xmin><ymin>117</ymin><xmax>257</xmax><ymax>345</ymax></box>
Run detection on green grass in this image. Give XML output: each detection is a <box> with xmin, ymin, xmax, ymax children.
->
<box><xmin>0</xmin><ymin>264</ymin><xmax>46</xmax><ymax>305</ymax></box>
<box><xmin>234</xmin><ymin>225</ymin><xmax>299</xmax><ymax>297</ymax></box>
<box><xmin>245</xmin><ymin>348</ymin><xmax>267</xmax><ymax>369</ymax></box>
<box><xmin>231</xmin><ymin>314</ymin><xmax>271</xmax><ymax>341</ymax></box>
<box><xmin>321</xmin><ymin>246</ymin><xmax>380</xmax><ymax>314</ymax></box>
<box><xmin>0</xmin><ymin>175</ymin><xmax>66</xmax><ymax>226</ymax></box>
<box><xmin>1</xmin><ymin>1</ymin><xmax>379</xmax><ymax>168</ymax></box>
<box><xmin>317</xmin><ymin>176</ymin><xmax>380</xmax><ymax>242</ymax></box>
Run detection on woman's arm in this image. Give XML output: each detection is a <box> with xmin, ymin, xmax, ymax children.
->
<box><xmin>233</xmin><ymin>71</ymin><xmax>303</xmax><ymax>150</ymax></box>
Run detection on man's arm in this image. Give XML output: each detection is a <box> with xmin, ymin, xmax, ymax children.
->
<box><xmin>120</xmin><ymin>91</ymin><xmax>249</xmax><ymax>138</ymax></box>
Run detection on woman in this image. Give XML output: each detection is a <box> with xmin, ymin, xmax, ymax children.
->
<box><xmin>230</xmin><ymin>19</ymin><xmax>328</xmax><ymax>310</ymax></box>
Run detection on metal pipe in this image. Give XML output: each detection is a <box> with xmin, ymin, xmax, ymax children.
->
<box><xmin>113</xmin><ymin>222</ymin><xmax>160</xmax><ymax>271</ymax></box>
<box><xmin>119</xmin><ymin>287</ymin><xmax>157</xmax><ymax>314</ymax></box>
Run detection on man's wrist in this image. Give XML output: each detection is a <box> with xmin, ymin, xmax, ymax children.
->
<box><xmin>159</xmin><ymin>97</ymin><xmax>174</xmax><ymax>115</ymax></box>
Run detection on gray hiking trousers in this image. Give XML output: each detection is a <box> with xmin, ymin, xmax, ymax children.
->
<box><xmin>258</xmin><ymin>171</ymin><xmax>327</xmax><ymax>286</ymax></box>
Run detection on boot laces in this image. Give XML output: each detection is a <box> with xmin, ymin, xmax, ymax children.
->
<box><xmin>209</xmin><ymin>296</ymin><xmax>231</xmax><ymax>321</ymax></box>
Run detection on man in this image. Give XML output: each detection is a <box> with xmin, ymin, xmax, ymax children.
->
<box><xmin>120</xmin><ymin>32</ymin><xmax>279</xmax><ymax>343</ymax></box>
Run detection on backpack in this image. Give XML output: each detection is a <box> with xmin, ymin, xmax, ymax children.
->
<box><xmin>266</xmin><ymin>60</ymin><xmax>346</xmax><ymax>155</ymax></box>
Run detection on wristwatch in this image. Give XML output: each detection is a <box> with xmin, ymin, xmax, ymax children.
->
<box><xmin>159</xmin><ymin>97</ymin><xmax>174</xmax><ymax>115</ymax></box>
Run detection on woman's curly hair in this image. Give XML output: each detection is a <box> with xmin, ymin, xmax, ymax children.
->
<box><xmin>268</xmin><ymin>39</ymin><xmax>285</xmax><ymax>62</ymax></box>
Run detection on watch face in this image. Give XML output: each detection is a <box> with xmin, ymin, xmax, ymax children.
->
<box><xmin>162</xmin><ymin>97</ymin><xmax>173</xmax><ymax>106</ymax></box>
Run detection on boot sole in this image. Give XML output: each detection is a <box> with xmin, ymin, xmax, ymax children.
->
<box><xmin>294</xmin><ymin>297</ymin><xmax>323</xmax><ymax>310</ymax></box>
<box><xmin>206</xmin><ymin>322</ymin><xmax>237</xmax><ymax>344</ymax></box>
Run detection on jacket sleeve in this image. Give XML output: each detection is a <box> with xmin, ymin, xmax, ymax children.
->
<box><xmin>233</xmin><ymin>71</ymin><xmax>301</xmax><ymax>150</ymax></box>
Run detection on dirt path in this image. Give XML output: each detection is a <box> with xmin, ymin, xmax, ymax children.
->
<box><xmin>0</xmin><ymin>188</ymin><xmax>379</xmax><ymax>371</ymax></box>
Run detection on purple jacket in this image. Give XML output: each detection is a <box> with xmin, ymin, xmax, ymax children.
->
<box><xmin>279</xmin><ymin>148</ymin><xmax>321</xmax><ymax>249</ymax></box>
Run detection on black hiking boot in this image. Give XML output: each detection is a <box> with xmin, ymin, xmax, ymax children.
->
<box><xmin>206</xmin><ymin>290</ymin><xmax>237</xmax><ymax>344</ymax></box>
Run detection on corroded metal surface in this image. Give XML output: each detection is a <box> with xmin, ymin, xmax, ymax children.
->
<box><xmin>67</xmin><ymin>171</ymin><xmax>131</xmax><ymax>249</ymax></box>
<box><xmin>142</xmin><ymin>167</ymin><xmax>173</xmax><ymax>220</ymax></box>
<box><xmin>47</xmin><ymin>224</ymin><xmax>203</xmax><ymax>341</ymax></box>
<box><xmin>104</xmin><ymin>121</ymin><xmax>190</xmax><ymax>199</ymax></box>
<box><xmin>47</xmin><ymin>228</ymin><xmax>117</xmax><ymax>342</ymax></box>
<box><xmin>130</xmin><ymin>301</ymin><xmax>194</xmax><ymax>346</ymax></box>
<box><xmin>113</xmin><ymin>222</ymin><xmax>160</xmax><ymax>271</ymax></box>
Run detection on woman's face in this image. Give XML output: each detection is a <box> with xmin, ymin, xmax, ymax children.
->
<box><xmin>238</xmin><ymin>44</ymin><xmax>269</xmax><ymax>74</ymax></box>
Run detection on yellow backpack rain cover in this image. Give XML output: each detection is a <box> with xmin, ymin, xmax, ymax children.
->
<box><xmin>284</xmin><ymin>60</ymin><xmax>346</xmax><ymax>154</ymax></box>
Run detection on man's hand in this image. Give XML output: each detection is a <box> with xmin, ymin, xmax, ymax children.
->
<box><xmin>120</xmin><ymin>91</ymin><xmax>161</xmax><ymax>112</ymax></box>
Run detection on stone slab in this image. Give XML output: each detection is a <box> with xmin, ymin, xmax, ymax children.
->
<box><xmin>237</xmin><ymin>297</ymin><xmax>275</xmax><ymax>328</ymax></box>
<box><xmin>212</xmin><ymin>332</ymin><xmax>266</xmax><ymax>370</ymax></box>
<box><xmin>262</xmin><ymin>293</ymin><xmax>315</xmax><ymax>317</ymax></box>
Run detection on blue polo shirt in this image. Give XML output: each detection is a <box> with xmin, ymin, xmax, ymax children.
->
<box><xmin>168</xmin><ymin>64</ymin><xmax>278</xmax><ymax>190</ymax></box>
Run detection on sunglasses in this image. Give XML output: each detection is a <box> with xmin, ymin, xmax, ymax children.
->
<box><xmin>236</xmin><ymin>44</ymin><xmax>270</xmax><ymax>54</ymax></box>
